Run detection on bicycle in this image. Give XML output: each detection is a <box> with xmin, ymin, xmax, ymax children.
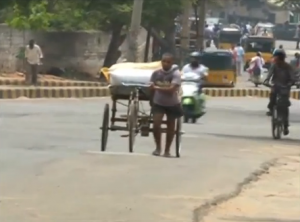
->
<box><xmin>263</xmin><ymin>81</ymin><xmax>290</xmax><ymax>139</ymax></box>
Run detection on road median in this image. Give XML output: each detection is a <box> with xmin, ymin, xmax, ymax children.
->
<box><xmin>0</xmin><ymin>87</ymin><xmax>299</xmax><ymax>99</ymax></box>
<box><xmin>0</xmin><ymin>78</ymin><xmax>107</xmax><ymax>87</ymax></box>
<box><xmin>0</xmin><ymin>87</ymin><xmax>110</xmax><ymax>99</ymax></box>
<box><xmin>202</xmin><ymin>88</ymin><xmax>300</xmax><ymax>99</ymax></box>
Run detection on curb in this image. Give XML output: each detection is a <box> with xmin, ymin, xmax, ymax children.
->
<box><xmin>0</xmin><ymin>87</ymin><xmax>110</xmax><ymax>99</ymax></box>
<box><xmin>0</xmin><ymin>79</ymin><xmax>107</xmax><ymax>87</ymax></box>
<box><xmin>0</xmin><ymin>87</ymin><xmax>299</xmax><ymax>99</ymax></box>
<box><xmin>203</xmin><ymin>88</ymin><xmax>300</xmax><ymax>99</ymax></box>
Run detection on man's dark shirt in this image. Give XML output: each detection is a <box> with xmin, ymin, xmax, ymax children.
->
<box><xmin>266</xmin><ymin>63</ymin><xmax>295</xmax><ymax>86</ymax></box>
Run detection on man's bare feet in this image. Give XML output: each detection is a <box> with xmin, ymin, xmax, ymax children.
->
<box><xmin>152</xmin><ymin>149</ymin><xmax>161</xmax><ymax>156</ymax></box>
<box><xmin>163</xmin><ymin>151</ymin><xmax>171</xmax><ymax>157</ymax></box>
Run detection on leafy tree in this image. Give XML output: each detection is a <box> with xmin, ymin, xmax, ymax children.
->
<box><xmin>2</xmin><ymin>0</ymin><xmax>229</xmax><ymax>70</ymax></box>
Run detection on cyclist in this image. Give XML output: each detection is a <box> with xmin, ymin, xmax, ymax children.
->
<box><xmin>264</xmin><ymin>49</ymin><xmax>295</xmax><ymax>135</ymax></box>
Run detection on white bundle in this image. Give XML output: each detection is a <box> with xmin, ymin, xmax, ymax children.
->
<box><xmin>110</xmin><ymin>68</ymin><xmax>153</xmax><ymax>86</ymax></box>
<box><xmin>109</xmin><ymin>64</ymin><xmax>180</xmax><ymax>86</ymax></box>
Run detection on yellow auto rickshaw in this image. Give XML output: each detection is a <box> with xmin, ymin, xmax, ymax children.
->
<box><xmin>219</xmin><ymin>27</ymin><xmax>242</xmax><ymax>49</ymax></box>
<box><xmin>253</xmin><ymin>22</ymin><xmax>274</xmax><ymax>37</ymax></box>
<box><xmin>243</xmin><ymin>35</ymin><xmax>275</xmax><ymax>70</ymax></box>
<box><xmin>201</xmin><ymin>48</ymin><xmax>236</xmax><ymax>87</ymax></box>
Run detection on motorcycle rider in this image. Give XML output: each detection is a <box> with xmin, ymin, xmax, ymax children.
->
<box><xmin>182</xmin><ymin>51</ymin><xmax>208</xmax><ymax>93</ymax></box>
<box><xmin>265</xmin><ymin>49</ymin><xmax>295</xmax><ymax>135</ymax></box>
<box><xmin>248</xmin><ymin>51</ymin><xmax>265</xmax><ymax>80</ymax></box>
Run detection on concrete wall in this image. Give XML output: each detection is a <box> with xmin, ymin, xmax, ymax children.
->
<box><xmin>0</xmin><ymin>24</ymin><xmax>150</xmax><ymax>75</ymax></box>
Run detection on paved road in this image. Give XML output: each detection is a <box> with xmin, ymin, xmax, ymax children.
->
<box><xmin>0</xmin><ymin>98</ymin><xmax>300</xmax><ymax>222</ymax></box>
<box><xmin>276</xmin><ymin>40</ymin><xmax>298</xmax><ymax>51</ymax></box>
<box><xmin>203</xmin><ymin>155</ymin><xmax>300</xmax><ymax>222</ymax></box>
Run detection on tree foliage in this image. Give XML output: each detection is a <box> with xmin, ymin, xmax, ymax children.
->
<box><xmin>1</xmin><ymin>0</ymin><xmax>224</xmax><ymax>68</ymax></box>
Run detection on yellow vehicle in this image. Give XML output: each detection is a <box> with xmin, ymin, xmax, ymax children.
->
<box><xmin>219</xmin><ymin>27</ymin><xmax>242</xmax><ymax>49</ymax></box>
<box><xmin>243</xmin><ymin>36</ymin><xmax>275</xmax><ymax>70</ymax></box>
<box><xmin>201</xmin><ymin>49</ymin><xmax>236</xmax><ymax>87</ymax></box>
<box><xmin>253</xmin><ymin>22</ymin><xmax>274</xmax><ymax>37</ymax></box>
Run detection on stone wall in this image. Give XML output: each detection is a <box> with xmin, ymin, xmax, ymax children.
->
<box><xmin>0</xmin><ymin>24</ymin><xmax>150</xmax><ymax>75</ymax></box>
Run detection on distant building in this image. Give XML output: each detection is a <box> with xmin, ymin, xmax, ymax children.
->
<box><xmin>207</xmin><ymin>0</ymin><xmax>300</xmax><ymax>24</ymax></box>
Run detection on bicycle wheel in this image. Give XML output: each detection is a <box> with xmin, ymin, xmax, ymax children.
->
<box><xmin>272</xmin><ymin>106</ymin><xmax>282</xmax><ymax>140</ymax></box>
<box><xmin>100</xmin><ymin>103</ymin><xmax>110</xmax><ymax>151</ymax></box>
<box><xmin>128</xmin><ymin>103</ymin><xmax>138</xmax><ymax>152</ymax></box>
<box><xmin>175</xmin><ymin>117</ymin><xmax>182</xmax><ymax>158</ymax></box>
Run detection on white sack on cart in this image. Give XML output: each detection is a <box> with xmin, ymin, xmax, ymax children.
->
<box><xmin>110</xmin><ymin>68</ymin><xmax>154</xmax><ymax>86</ymax></box>
<box><xmin>109</xmin><ymin>64</ymin><xmax>180</xmax><ymax>86</ymax></box>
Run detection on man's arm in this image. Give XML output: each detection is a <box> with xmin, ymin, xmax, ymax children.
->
<box><xmin>182</xmin><ymin>64</ymin><xmax>189</xmax><ymax>73</ymax></box>
<box><xmin>287</xmin><ymin>65</ymin><xmax>296</xmax><ymax>84</ymax></box>
<box><xmin>36</xmin><ymin>45</ymin><xmax>43</xmax><ymax>58</ymax></box>
<box><xmin>240</xmin><ymin>48</ymin><xmax>245</xmax><ymax>56</ymax></box>
<box><xmin>266</xmin><ymin>64</ymin><xmax>274</xmax><ymax>80</ymax></box>
<box><xmin>154</xmin><ymin>70</ymin><xmax>180</xmax><ymax>93</ymax></box>
<box><xmin>149</xmin><ymin>71</ymin><xmax>157</xmax><ymax>104</ymax></box>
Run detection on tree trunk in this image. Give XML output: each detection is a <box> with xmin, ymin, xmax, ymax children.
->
<box><xmin>100</xmin><ymin>24</ymin><xmax>126</xmax><ymax>82</ymax></box>
<box><xmin>102</xmin><ymin>24</ymin><xmax>126</xmax><ymax>68</ymax></box>
<box><xmin>143</xmin><ymin>27</ymin><xmax>169</xmax><ymax>49</ymax></box>
<box><xmin>163</xmin><ymin>25</ymin><xmax>176</xmax><ymax>55</ymax></box>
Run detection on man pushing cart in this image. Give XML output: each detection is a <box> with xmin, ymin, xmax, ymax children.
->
<box><xmin>149</xmin><ymin>53</ymin><xmax>183</xmax><ymax>157</ymax></box>
<box><xmin>100</xmin><ymin>53</ymin><xmax>183</xmax><ymax>157</ymax></box>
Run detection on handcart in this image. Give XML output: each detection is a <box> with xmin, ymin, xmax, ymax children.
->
<box><xmin>100</xmin><ymin>83</ymin><xmax>183</xmax><ymax>157</ymax></box>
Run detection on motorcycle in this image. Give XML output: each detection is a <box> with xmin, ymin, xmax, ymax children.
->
<box><xmin>181</xmin><ymin>71</ymin><xmax>207</xmax><ymax>123</ymax></box>
<box><xmin>247</xmin><ymin>61</ymin><xmax>267</xmax><ymax>87</ymax></box>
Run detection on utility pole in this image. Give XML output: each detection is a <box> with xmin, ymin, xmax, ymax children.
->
<box><xmin>180</xmin><ymin>0</ymin><xmax>191</xmax><ymax>52</ymax></box>
<box><xmin>126</xmin><ymin>0</ymin><xmax>144</xmax><ymax>62</ymax></box>
<box><xmin>197</xmin><ymin>0</ymin><xmax>206</xmax><ymax>50</ymax></box>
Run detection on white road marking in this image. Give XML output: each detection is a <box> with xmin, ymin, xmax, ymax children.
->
<box><xmin>86</xmin><ymin>150</ymin><xmax>152</xmax><ymax>156</ymax></box>
<box><xmin>182</xmin><ymin>134</ymin><xmax>199</xmax><ymax>138</ymax></box>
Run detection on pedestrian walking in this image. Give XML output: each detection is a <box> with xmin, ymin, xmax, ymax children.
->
<box><xmin>294</xmin><ymin>24</ymin><xmax>300</xmax><ymax>49</ymax></box>
<box><xmin>24</xmin><ymin>39</ymin><xmax>43</xmax><ymax>85</ymax></box>
<box><xmin>234</xmin><ymin>43</ymin><xmax>245</xmax><ymax>76</ymax></box>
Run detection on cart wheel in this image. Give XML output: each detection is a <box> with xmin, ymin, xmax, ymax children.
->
<box><xmin>128</xmin><ymin>103</ymin><xmax>137</xmax><ymax>153</ymax></box>
<box><xmin>101</xmin><ymin>103</ymin><xmax>110</xmax><ymax>151</ymax></box>
<box><xmin>175</xmin><ymin>117</ymin><xmax>182</xmax><ymax>158</ymax></box>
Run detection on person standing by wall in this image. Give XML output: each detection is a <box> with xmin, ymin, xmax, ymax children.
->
<box><xmin>25</xmin><ymin>39</ymin><xmax>43</xmax><ymax>86</ymax></box>
<box><xmin>234</xmin><ymin>43</ymin><xmax>245</xmax><ymax>76</ymax></box>
<box><xmin>294</xmin><ymin>24</ymin><xmax>300</xmax><ymax>49</ymax></box>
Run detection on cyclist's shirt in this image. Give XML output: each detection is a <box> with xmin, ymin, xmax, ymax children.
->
<box><xmin>267</xmin><ymin>63</ymin><xmax>294</xmax><ymax>85</ymax></box>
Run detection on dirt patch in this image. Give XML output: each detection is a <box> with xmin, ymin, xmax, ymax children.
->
<box><xmin>203</xmin><ymin>155</ymin><xmax>300</xmax><ymax>222</ymax></box>
<box><xmin>0</xmin><ymin>72</ymin><xmax>70</xmax><ymax>81</ymax></box>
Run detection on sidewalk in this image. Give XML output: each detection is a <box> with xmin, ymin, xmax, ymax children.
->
<box><xmin>203</xmin><ymin>155</ymin><xmax>300</xmax><ymax>222</ymax></box>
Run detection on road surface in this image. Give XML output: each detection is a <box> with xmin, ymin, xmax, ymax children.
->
<box><xmin>0</xmin><ymin>98</ymin><xmax>300</xmax><ymax>222</ymax></box>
